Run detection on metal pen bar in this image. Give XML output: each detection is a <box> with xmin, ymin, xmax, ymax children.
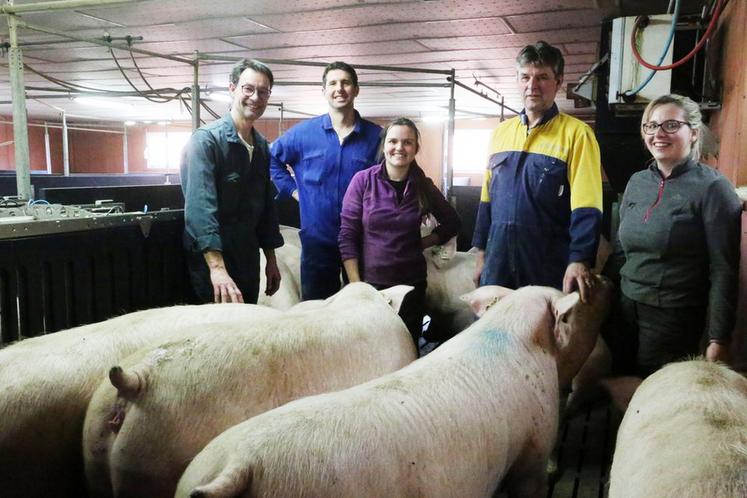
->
<box><xmin>443</xmin><ymin>68</ymin><xmax>456</xmax><ymax>198</ymax></box>
<box><xmin>7</xmin><ymin>11</ymin><xmax>32</xmax><ymax>200</ymax></box>
<box><xmin>22</xmin><ymin>87</ymin><xmax>185</xmax><ymax>97</ymax></box>
<box><xmin>0</xmin><ymin>0</ymin><xmax>140</xmax><ymax>14</ymax></box>
<box><xmin>195</xmin><ymin>54</ymin><xmax>452</xmax><ymax>76</ymax></box>
<box><xmin>270</xmin><ymin>81</ymin><xmax>450</xmax><ymax>88</ymax></box>
<box><xmin>15</xmin><ymin>35</ymin><xmax>143</xmax><ymax>47</ymax></box>
<box><xmin>16</xmin><ymin>19</ymin><xmax>194</xmax><ymax>65</ymax></box>
<box><xmin>449</xmin><ymin>78</ymin><xmax>520</xmax><ymax>115</ymax></box>
<box><xmin>191</xmin><ymin>51</ymin><xmax>200</xmax><ymax>131</ymax></box>
<box><xmin>0</xmin><ymin>119</ymin><xmax>128</xmax><ymax>133</ymax></box>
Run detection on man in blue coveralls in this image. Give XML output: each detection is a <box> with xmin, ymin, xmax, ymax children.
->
<box><xmin>270</xmin><ymin>61</ymin><xmax>382</xmax><ymax>300</ymax></box>
<box><xmin>472</xmin><ymin>41</ymin><xmax>603</xmax><ymax>302</ymax></box>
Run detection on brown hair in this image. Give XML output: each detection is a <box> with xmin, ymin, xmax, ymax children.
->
<box><xmin>379</xmin><ymin>117</ymin><xmax>432</xmax><ymax>214</ymax></box>
<box><xmin>230</xmin><ymin>59</ymin><xmax>273</xmax><ymax>87</ymax></box>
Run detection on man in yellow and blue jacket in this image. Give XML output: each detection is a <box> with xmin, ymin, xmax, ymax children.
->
<box><xmin>472</xmin><ymin>41</ymin><xmax>602</xmax><ymax>302</ymax></box>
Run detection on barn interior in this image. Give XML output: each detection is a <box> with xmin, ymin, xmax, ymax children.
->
<box><xmin>0</xmin><ymin>1</ymin><xmax>745</xmax><ymax>497</ymax></box>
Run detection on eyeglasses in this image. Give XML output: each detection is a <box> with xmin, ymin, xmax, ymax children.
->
<box><xmin>641</xmin><ymin>120</ymin><xmax>691</xmax><ymax>135</ymax></box>
<box><xmin>239</xmin><ymin>84</ymin><xmax>272</xmax><ymax>100</ymax></box>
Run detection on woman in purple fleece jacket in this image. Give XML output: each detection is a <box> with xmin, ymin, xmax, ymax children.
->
<box><xmin>338</xmin><ymin>117</ymin><xmax>461</xmax><ymax>349</ymax></box>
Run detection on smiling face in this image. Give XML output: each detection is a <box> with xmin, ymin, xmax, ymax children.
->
<box><xmin>383</xmin><ymin>124</ymin><xmax>419</xmax><ymax>175</ymax></box>
<box><xmin>323</xmin><ymin>69</ymin><xmax>359</xmax><ymax>111</ymax></box>
<box><xmin>516</xmin><ymin>64</ymin><xmax>562</xmax><ymax>122</ymax></box>
<box><xmin>229</xmin><ymin>68</ymin><xmax>271</xmax><ymax>124</ymax></box>
<box><xmin>643</xmin><ymin>103</ymin><xmax>698</xmax><ymax>172</ymax></box>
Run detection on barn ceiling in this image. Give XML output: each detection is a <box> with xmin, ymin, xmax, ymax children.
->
<box><xmin>0</xmin><ymin>0</ymin><xmax>708</xmax><ymax>125</ymax></box>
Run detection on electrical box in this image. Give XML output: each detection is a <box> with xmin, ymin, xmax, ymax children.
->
<box><xmin>609</xmin><ymin>14</ymin><xmax>674</xmax><ymax>105</ymax></box>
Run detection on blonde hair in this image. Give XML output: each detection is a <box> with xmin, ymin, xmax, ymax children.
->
<box><xmin>641</xmin><ymin>94</ymin><xmax>702</xmax><ymax>160</ymax></box>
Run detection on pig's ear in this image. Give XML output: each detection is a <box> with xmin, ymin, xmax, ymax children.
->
<box><xmin>460</xmin><ymin>286</ymin><xmax>513</xmax><ymax>317</ymax></box>
<box><xmin>379</xmin><ymin>285</ymin><xmax>414</xmax><ymax>313</ymax></box>
<box><xmin>553</xmin><ymin>292</ymin><xmax>580</xmax><ymax>349</ymax></box>
<box><xmin>440</xmin><ymin>236</ymin><xmax>457</xmax><ymax>260</ymax></box>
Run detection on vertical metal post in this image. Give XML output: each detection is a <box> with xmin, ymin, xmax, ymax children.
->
<box><xmin>278</xmin><ymin>102</ymin><xmax>284</xmax><ymax>137</ymax></box>
<box><xmin>122</xmin><ymin>123</ymin><xmax>129</xmax><ymax>173</ymax></box>
<box><xmin>61</xmin><ymin>110</ymin><xmax>69</xmax><ymax>175</ymax></box>
<box><xmin>43</xmin><ymin>122</ymin><xmax>52</xmax><ymax>173</ymax></box>
<box><xmin>191</xmin><ymin>51</ymin><xmax>200</xmax><ymax>130</ymax></box>
<box><xmin>442</xmin><ymin>68</ymin><xmax>456</xmax><ymax>198</ymax></box>
<box><xmin>7</xmin><ymin>8</ymin><xmax>32</xmax><ymax>199</ymax></box>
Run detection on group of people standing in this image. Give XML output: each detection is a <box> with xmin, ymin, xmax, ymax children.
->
<box><xmin>180</xmin><ymin>40</ymin><xmax>742</xmax><ymax>374</ymax></box>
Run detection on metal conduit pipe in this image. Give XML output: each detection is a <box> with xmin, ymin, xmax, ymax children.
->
<box><xmin>7</xmin><ymin>10</ymin><xmax>32</xmax><ymax>200</ymax></box>
<box><xmin>192</xmin><ymin>51</ymin><xmax>200</xmax><ymax>131</ymax></box>
<box><xmin>62</xmin><ymin>111</ymin><xmax>69</xmax><ymax>176</ymax></box>
<box><xmin>123</xmin><ymin>124</ymin><xmax>129</xmax><ymax>174</ymax></box>
<box><xmin>442</xmin><ymin>68</ymin><xmax>456</xmax><ymax>198</ymax></box>
<box><xmin>44</xmin><ymin>122</ymin><xmax>51</xmax><ymax>174</ymax></box>
<box><xmin>0</xmin><ymin>0</ymin><xmax>140</xmax><ymax>14</ymax></box>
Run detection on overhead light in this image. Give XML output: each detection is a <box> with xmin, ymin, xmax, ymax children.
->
<box><xmin>74</xmin><ymin>97</ymin><xmax>133</xmax><ymax>110</ymax></box>
<box><xmin>157</xmin><ymin>121</ymin><xmax>170</xmax><ymax>126</ymax></box>
<box><xmin>124</xmin><ymin>120</ymin><xmax>136</xmax><ymax>126</ymax></box>
<box><xmin>207</xmin><ymin>92</ymin><xmax>232</xmax><ymax>103</ymax></box>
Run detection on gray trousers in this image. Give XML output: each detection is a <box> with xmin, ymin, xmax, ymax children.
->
<box><xmin>603</xmin><ymin>293</ymin><xmax>706</xmax><ymax>377</ymax></box>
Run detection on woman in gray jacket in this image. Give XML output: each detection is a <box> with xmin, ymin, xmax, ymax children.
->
<box><xmin>604</xmin><ymin>94</ymin><xmax>742</xmax><ymax>376</ymax></box>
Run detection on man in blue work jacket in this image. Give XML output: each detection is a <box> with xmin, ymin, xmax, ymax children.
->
<box><xmin>181</xmin><ymin>59</ymin><xmax>283</xmax><ymax>304</ymax></box>
<box><xmin>270</xmin><ymin>61</ymin><xmax>382</xmax><ymax>300</ymax></box>
<box><xmin>472</xmin><ymin>41</ymin><xmax>603</xmax><ymax>302</ymax></box>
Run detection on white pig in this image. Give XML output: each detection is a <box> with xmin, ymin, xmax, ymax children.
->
<box><xmin>258</xmin><ymin>226</ymin><xmax>302</xmax><ymax>310</ymax></box>
<box><xmin>82</xmin><ymin>282</ymin><xmax>416</xmax><ymax>498</ymax></box>
<box><xmin>258</xmin><ymin>242</ymin><xmax>301</xmax><ymax>310</ymax></box>
<box><xmin>608</xmin><ymin>360</ymin><xmax>747</xmax><ymax>498</ymax></box>
<box><xmin>0</xmin><ymin>303</ymin><xmax>281</xmax><ymax>498</ymax></box>
<box><xmin>423</xmin><ymin>248</ymin><xmax>478</xmax><ymax>342</ymax></box>
<box><xmin>176</xmin><ymin>284</ymin><xmax>609</xmax><ymax>498</ymax></box>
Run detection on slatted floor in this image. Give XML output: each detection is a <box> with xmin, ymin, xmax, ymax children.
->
<box><xmin>549</xmin><ymin>404</ymin><xmax>622</xmax><ymax>498</ymax></box>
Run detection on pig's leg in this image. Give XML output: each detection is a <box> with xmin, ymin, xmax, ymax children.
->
<box><xmin>503</xmin><ymin>442</ymin><xmax>550</xmax><ymax>498</ymax></box>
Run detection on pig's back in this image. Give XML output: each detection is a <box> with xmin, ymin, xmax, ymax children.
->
<box><xmin>609</xmin><ymin>360</ymin><xmax>747</xmax><ymax>498</ymax></box>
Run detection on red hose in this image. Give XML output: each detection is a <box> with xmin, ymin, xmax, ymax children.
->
<box><xmin>630</xmin><ymin>0</ymin><xmax>725</xmax><ymax>71</ymax></box>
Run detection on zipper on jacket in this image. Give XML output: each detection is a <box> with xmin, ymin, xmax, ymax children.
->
<box><xmin>643</xmin><ymin>179</ymin><xmax>665</xmax><ymax>223</ymax></box>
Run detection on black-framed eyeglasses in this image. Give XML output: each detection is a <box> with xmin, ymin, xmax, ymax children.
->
<box><xmin>641</xmin><ymin>120</ymin><xmax>691</xmax><ymax>135</ymax></box>
<box><xmin>239</xmin><ymin>84</ymin><xmax>272</xmax><ymax>100</ymax></box>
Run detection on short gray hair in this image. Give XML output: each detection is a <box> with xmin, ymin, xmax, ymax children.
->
<box><xmin>515</xmin><ymin>41</ymin><xmax>564</xmax><ymax>78</ymax></box>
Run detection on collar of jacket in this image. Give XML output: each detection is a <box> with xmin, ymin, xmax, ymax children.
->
<box><xmin>646</xmin><ymin>157</ymin><xmax>696</xmax><ymax>179</ymax></box>
<box><xmin>374</xmin><ymin>160</ymin><xmax>426</xmax><ymax>183</ymax></box>
<box><xmin>519</xmin><ymin>102</ymin><xmax>559</xmax><ymax>127</ymax></box>
<box><xmin>220</xmin><ymin>113</ymin><xmax>264</xmax><ymax>147</ymax></box>
<box><xmin>322</xmin><ymin>109</ymin><xmax>363</xmax><ymax>134</ymax></box>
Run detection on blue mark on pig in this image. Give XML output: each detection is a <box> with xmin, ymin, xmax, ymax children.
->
<box><xmin>475</xmin><ymin>329</ymin><xmax>512</xmax><ymax>355</ymax></box>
